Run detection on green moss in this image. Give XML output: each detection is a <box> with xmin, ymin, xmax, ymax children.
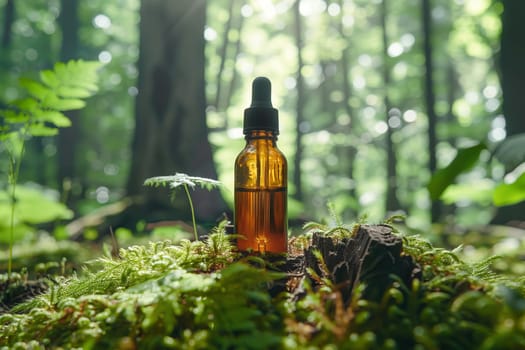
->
<box><xmin>1</xmin><ymin>225</ymin><xmax>524</xmax><ymax>349</ymax></box>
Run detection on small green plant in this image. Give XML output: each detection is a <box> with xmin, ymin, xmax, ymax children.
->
<box><xmin>2</xmin><ymin>222</ymin><xmax>524</xmax><ymax>349</ymax></box>
<box><xmin>0</xmin><ymin>60</ymin><xmax>100</xmax><ymax>278</ymax></box>
<box><xmin>428</xmin><ymin>134</ymin><xmax>525</xmax><ymax>207</ymax></box>
<box><xmin>144</xmin><ymin>173</ymin><xmax>222</xmax><ymax>241</ymax></box>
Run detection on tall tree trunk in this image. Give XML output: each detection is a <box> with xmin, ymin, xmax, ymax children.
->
<box><xmin>57</xmin><ymin>0</ymin><xmax>80</xmax><ymax>205</ymax></box>
<box><xmin>422</xmin><ymin>0</ymin><xmax>440</xmax><ymax>223</ymax></box>
<box><xmin>223</xmin><ymin>7</ymin><xmax>244</xmax><ymax>126</ymax></box>
<box><xmin>2</xmin><ymin>0</ymin><xmax>15</xmax><ymax>48</ymax></box>
<box><xmin>440</xmin><ymin>62</ymin><xmax>460</xmax><ymax>220</ymax></box>
<box><xmin>292</xmin><ymin>0</ymin><xmax>305</xmax><ymax>201</ymax></box>
<box><xmin>492</xmin><ymin>0</ymin><xmax>525</xmax><ymax>225</ymax></box>
<box><xmin>214</xmin><ymin>0</ymin><xmax>236</xmax><ymax>112</ymax></box>
<box><xmin>126</xmin><ymin>0</ymin><xmax>226</xmax><ymax>224</ymax></box>
<box><xmin>338</xmin><ymin>0</ymin><xmax>357</xmax><ymax>217</ymax></box>
<box><xmin>380</xmin><ymin>0</ymin><xmax>402</xmax><ymax>214</ymax></box>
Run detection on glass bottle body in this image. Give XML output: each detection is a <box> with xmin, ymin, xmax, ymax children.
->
<box><xmin>234</xmin><ymin>130</ymin><xmax>287</xmax><ymax>253</ymax></box>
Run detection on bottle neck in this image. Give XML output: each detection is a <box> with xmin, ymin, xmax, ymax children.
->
<box><xmin>244</xmin><ymin>130</ymin><xmax>278</xmax><ymax>142</ymax></box>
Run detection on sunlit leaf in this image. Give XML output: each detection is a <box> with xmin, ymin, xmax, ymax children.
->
<box><xmin>493</xmin><ymin>172</ymin><xmax>525</xmax><ymax>206</ymax></box>
<box><xmin>37</xmin><ymin>110</ymin><xmax>71</xmax><ymax>127</ymax></box>
<box><xmin>55</xmin><ymin>86</ymin><xmax>94</xmax><ymax>99</ymax></box>
<box><xmin>2</xmin><ymin>110</ymin><xmax>29</xmax><ymax>124</ymax></box>
<box><xmin>19</xmin><ymin>78</ymin><xmax>49</xmax><ymax>100</ymax></box>
<box><xmin>41</xmin><ymin>94</ymin><xmax>86</xmax><ymax>111</ymax></box>
<box><xmin>40</xmin><ymin>69</ymin><xmax>60</xmax><ymax>88</ymax></box>
<box><xmin>428</xmin><ymin>143</ymin><xmax>487</xmax><ymax>200</ymax></box>
<box><xmin>13</xmin><ymin>97</ymin><xmax>39</xmax><ymax>112</ymax></box>
<box><xmin>0</xmin><ymin>185</ymin><xmax>73</xmax><ymax>227</ymax></box>
<box><xmin>441</xmin><ymin>179</ymin><xmax>495</xmax><ymax>205</ymax></box>
<box><xmin>54</xmin><ymin>60</ymin><xmax>101</xmax><ymax>92</ymax></box>
<box><xmin>27</xmin><ymin>123</ymin><xmax>59</xmax><ymax>136</ymax></box>
<box><xmin>0</xmin><ymin>127</ymin><xmax>16</xmax><ymax>141</ymax></box>
<box><xmin>144</xmin><ymin>173</ymin><xmax>222</xmax><ymax>190</ymax></box>
<box><xmin>0</xmin><ymin>222</ymin><xmax>33</xmax><ymax>244</ymax></box>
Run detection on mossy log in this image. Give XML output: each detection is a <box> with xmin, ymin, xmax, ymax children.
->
<box><xmin>282</xmin><ymin>224</ymin><xmax>420</xmax><ymax>302</ymax></box>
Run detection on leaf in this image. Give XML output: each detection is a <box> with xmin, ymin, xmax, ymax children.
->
<box><xmin>27</xmin><ymin>123</ymin><xmax>59</xmax><ymax>136</ymax></box>
<box><xmin>144</xmin><ymin>173</ymin><xmax>222</xmax><ymax>190</ymax></box>
<box><xmin>40</xmin><ymin>69</ymin><xmax>60</xmax><ymax>88</ymax></box>
<box><xmin>13</xmin><ymin>97</ymin><xmax>40</xmax><ymax>112</ymax></box>
<box><xmin>2</xmin><ymin>110</ymin><xmax>29</xmax><ymax>124</ymax></box>
<box><xmin>0</xmin><ymin>128</ymin><xmax>17</xmax><ymax>141</ymax></box>
<box><xmin>19</xmin><ymin>78</ymin><xmax>49</xmax><ymax>100</ymax></box>
<box><xmin>493</xmin><ymin>171</ymin><xmax>525</xmax><ymax>206</ymax></box>
<box><xmin>0</xmin><ymin>185</ymin><xmax>73</xmax><ymax>226</ymax></box>
<box><xmin>41</xmin><ymin>94</ymin><xmax>86</xmax><ymax>111</ymax></box>
<box><xmin>428</xmin><ymin>143</ymin><xmax>487</xmax><ymax>200</ymax></box>
<box><xmin>440</xmin><ymin>179</ymin><xmax>495</xmax><ymax>205</ymax></box>
<box><xmin>493</xmin><ymin>133</ymin><xmax>525</xmax><ymax>172</ymax></box>
<box><xmin>37</xmin><ymin>110</ymin><xmax>71</xmax><ymax>127</ymax></box>
<box><xmin>55</xmin><ymin>86</ymin><xmax>94</xmax><ymax>99</ymax></box>
<box><xmin>54</xmin><ymin>60</ymin><xmax>101</xmax><ymax>92</ymax></box>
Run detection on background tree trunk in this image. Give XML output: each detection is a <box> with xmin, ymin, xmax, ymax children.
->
<box><xmin>57</xmin><ymin>0</ymin><xmax>80</xmax><ymax>206</ymax></box>
<box><xmin>293</xmin><ymin>0</ymin><xmax>305</xmax><ymax>201</ymax></box>
<box><xmin>380</xmin><ymin>0</ymin><xmax>402</xmax><ymax>214</ymax></box>
<box><xmin>492</xmin><ymin>0</ymin><xmax>525</xmax><ymax>225</ymax></box>
<box><xmin>421</xmin><ymin>0</ymin><xmax>440</xmax><ymax>223</ymax></box>
<box><xmin>125</xmin><ymin>0</ymin><xmax>226</xmax><ymax>225</ymax></box>
<box><xmin>222</xmin><ymin>5</ymin><xmax>244</xmax><ymax>126</ymax></box>
<box><xmin>338</xmin><ymin>0</ymin><xmax>357</xmax><ymax>217</ymax></box>
<box><xmin>214</xmin><ymin>0</ymin><xmax>236</xmax><ymax>112</ymax></box>
<box><xmin>2</xmin><ymin>0</ymin><xmax>15</xmax><ymax>48</ymax></box>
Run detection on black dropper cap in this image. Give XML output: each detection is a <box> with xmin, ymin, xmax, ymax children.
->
<box><xmin>243</xmin><ymin>77</ymin><xmax>279</xmax><ymax>134</ymax></box>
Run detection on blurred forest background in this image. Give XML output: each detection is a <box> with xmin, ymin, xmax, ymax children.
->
<box><xmin>1</xmin><ymin>0</ymin><xmax>525</xmax><ymax>248</ymax></box>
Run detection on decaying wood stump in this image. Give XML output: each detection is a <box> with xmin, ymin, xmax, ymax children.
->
<box><xmin>282</xmin><ymin>224</ymin><xmax>420</xmax><ymax>303</ymax></box>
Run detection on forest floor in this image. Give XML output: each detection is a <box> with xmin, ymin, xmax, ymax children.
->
<box><xmin>1</xmin><ymin>222</ymin><xmax>525</xmax><ymax>349</ymax></box>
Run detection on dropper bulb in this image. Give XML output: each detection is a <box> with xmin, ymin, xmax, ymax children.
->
<box><xmin>243</xmin><ymin>76</ymin><xmax>279</xmax><ymax>134</ymax></box>
<box><xmin>250</xmin><ymin>77</ymin><xmax>273</xmax><ymax>108</ymax></box>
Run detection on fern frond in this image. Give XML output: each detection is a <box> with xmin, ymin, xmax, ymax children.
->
<box><xmin>144</xmin><ymin>173</ymin><xmax>221</xmax><ymax>190</ymax></box>
<box><xmin>327</xmin><ymin>201</ymin><xmax>342</xmax><ymax>227</ymax></box>
<box><xmin>470</xmin><ymin>255</ymin><xmax>502</xmax><ymax>282</ymax></box>
<box><xmin>303</xmin><ymin>221</ymin><xmax>328</xmax><ymax>232</ymax></box>
<box><xmin>1</xmin><ymin>60</ymin><xmax>100</xmax><ymax>135</ymax></box>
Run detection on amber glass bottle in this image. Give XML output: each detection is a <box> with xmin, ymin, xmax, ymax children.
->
<box><xmin>234</xmin><ymin>77</ymin><xmax>287</xmax><ymax>253</ymax></box>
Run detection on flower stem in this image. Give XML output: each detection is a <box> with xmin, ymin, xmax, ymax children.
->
<box><xmin>8</xmin><ymin>137</ymin><xmax>26</xmax><ymax>279</ymax></box>
<box><xmin>183</xmin><ymin>184</ymin><xmax>198</xmax><ymax>241</ymax></box>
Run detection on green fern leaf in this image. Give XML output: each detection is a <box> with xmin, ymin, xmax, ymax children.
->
<box><xmin>36</xmin><ymin>110</ymin><xmax>71</xmax><ymax>127</ymax></box>
<box><xmin>55</xmin><ymin>60</ymin><xmax>100</xmax><ymax>92</ymax></box>
<box><xmin>2</xmin><ymin>110</ymin><xmax>29</xmax><ymax>124</ymax></box>
<box><xmin>41</xmin><ymin>94</ymin><xmax>86</xmax><ymax>111</ymax></box>
<box><xmin>39</xmin><ymin>69</ymin><xmax>60</xmax><ymax>88</ymax></box>
<box><xmin>27</xmin><ymin>123</ymin><xmax>59</xmax><ymax>136</ymax></box>
<box><xmin>144</xmin><ymin>173</ymin><xmax>222</xmax><ymax>190</ymax></box>
<box><xmin>55</xmin><ymin>86</ymin><xmax>94</xmax><ymax>99</ymax></box>
<box><xmin>19</xmin><ymin>79</ymin><xmax>49</xmax><ymax>100</ymax></box>
<box><xmin>13</xmin><ymin>97</ymin><xmax>39</xmax><ymax>112</ymax></box>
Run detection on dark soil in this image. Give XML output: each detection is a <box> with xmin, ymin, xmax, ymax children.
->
<box><xmin>0</xmin><ymin>278</ymin><xmax>48</xmax><ymax>313</ymax></box>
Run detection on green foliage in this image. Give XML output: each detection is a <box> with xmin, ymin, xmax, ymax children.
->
<box><xmin>285</xmin><ymin>232</ymin><xmax>525</xmax><ymax>349</ymax></box>
<box><xmin>429</xmin><ymin>133</ymin><xmax>525</xmax><ymax>207</ymax></box>
<box><xmin>0</xmin><ymin>185</ymin><xmax>73</xmax><ymax>243</ymax></box>
<box><xmin>1</xmin><ymin>227</ymin><xmax>287</xmax><ymax>349</ymax></box>
<box><xmin>1</xmin><ymin>60</ymin><xmax>100</xmax><ymax>138</ymax></box>
<box><xmin>1</xmin><ymin>222</ymin><xmax>524</xmax><ymax>349</ymax></box>
<box><xmin>1</xmin><ymin>59</ymin><xmax>100</xmax><ymax>278</ymax></box>
<box><xmin>144</xmin><ymin>173</ymin><xmax>222</xmax><ymax>192</ymax></box>
<box><xmin>144</xmin><ymin>173</ymin><xmax>222</xmax><ymax>241</ymax></box>
<box><xmin>428</xmin><ymin>143</ymin><xmax>487</xmax><ymax>200</ymax></box>
<box><xmin>493</xmin><ymin>172</ymin><xmax>525</xmax><ymax>206</ymax></box>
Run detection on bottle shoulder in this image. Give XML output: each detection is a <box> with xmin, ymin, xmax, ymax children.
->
<box><xmin>235</xmin><ymin>143</ymin><xmax>286</xmax><ymax>163</ymax></box>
